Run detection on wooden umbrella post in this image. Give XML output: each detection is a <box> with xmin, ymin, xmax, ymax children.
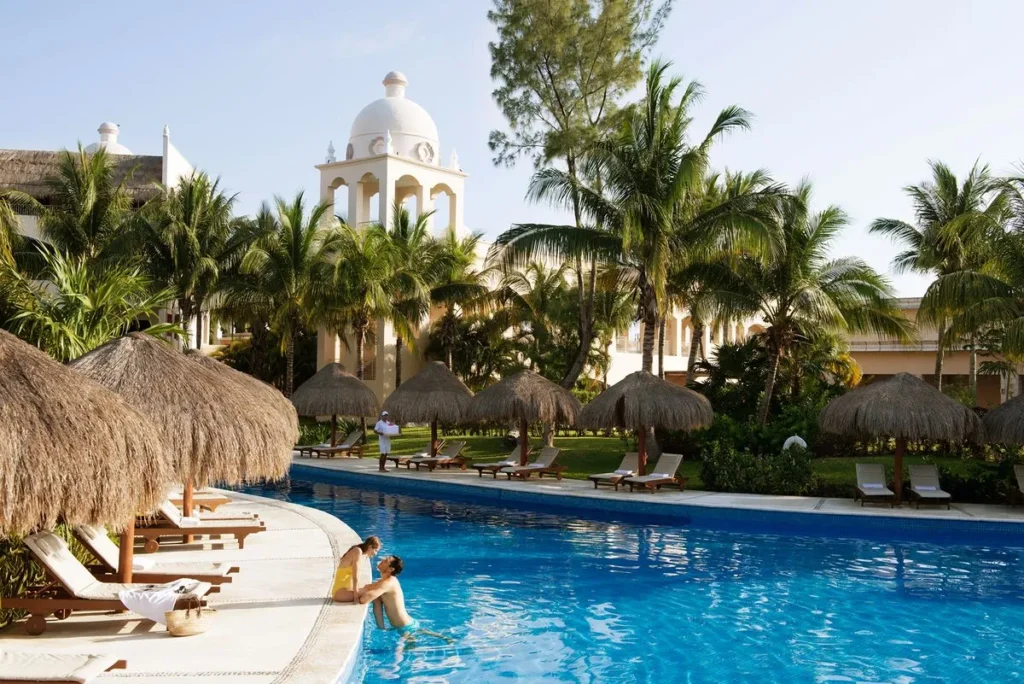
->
<box><xmin>119</xmin><ymin>521</ymin><xmax>134</xmax><ymax>583</ymax></box>
<box><xmin>182</xmin><ymin>480</ymin><xmax>195</xmax><ymax>545</ymax></box>
<box><xmin>520</xmin><ymin>418</ymin><xmax>530</xmax><ymax>466</ymax></box>
<box><xmin>431</xmin><ymin>419</ymin><xmax>439</xmax><ymax>457</ymax></box>
<box><xmin>894</xmin><ymin>437</ymin><xmax>906</xmax><ymax>505</ymax></box>
<box><xmin>637</xmin><ymin>426</ymin><xmax>648</xmax><ymax>477</ymax></box>
<box><xmin>331</xmin><ymin>414</ymin><xmax>338</xmax><ymax>447</ymax></box>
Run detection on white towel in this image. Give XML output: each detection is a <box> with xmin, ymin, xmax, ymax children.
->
<box><xmin>862</xmin><ymin>483</ymin><xmax>885</xmax><ymax>489</ymax></box>
<box><xmin>614</xmin><ymin>469</ymin><xmax>634</xmax><ymax>475</ymax></box>
<box><xmin>178</xmin><ymin>516</ymin><xmax>201</xmax><ymax>527</ymax></box>
<box><xmin>650</xmin><ymin>473</ymin><xmax>671</xmax><ymax>478</ymax></box>
<box><xmin>118</xmin><ymin>579</ymin><xmax>201</xmax><ymax>625</ymax></box>
<box><xmin>132</xmin><ymin>557</ymin><xmax>156</xmax><ymax>571</ymax></box>
<box><xmin>916</xmin><ymin>485</ymin><xmax>937</xmax><ymax>491</ymax></box>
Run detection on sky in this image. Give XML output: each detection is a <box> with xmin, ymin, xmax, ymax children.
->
<box><xmin>3</xmin><ymin>0</ymin><xmax>1024</xmax><ymax>296</ymax></box>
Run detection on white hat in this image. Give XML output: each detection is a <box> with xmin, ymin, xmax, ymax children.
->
<box><xmin>381</xmin><ymin>410</ymin><xmax>389</xmax><ymax>416</ymax></box>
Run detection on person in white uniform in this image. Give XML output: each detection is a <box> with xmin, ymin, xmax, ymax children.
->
<box><xmin>375</xmin><ymin>411</ymin><xmax>395</xmax><ymax>472</ymax></box>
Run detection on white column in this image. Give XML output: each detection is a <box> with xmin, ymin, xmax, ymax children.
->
<box><xmin>348</xmin><ymin>183</ymin><xmax>361</xmax><ymax>227</ymax></box>
<box><xmin>702</xmin><ymin>327</ymin><xmax>712</xmax><ymax>358</ymax></box>
<box><xmin>674</xmin><ymin>317</ymin><xmax>683</xmax><ymax>357</ymax></box>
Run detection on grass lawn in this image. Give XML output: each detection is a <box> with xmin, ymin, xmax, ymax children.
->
<box><xmin>366</xmin><ymin>427</ymin><xmax>993</xmax><ymax>496</ymax></box>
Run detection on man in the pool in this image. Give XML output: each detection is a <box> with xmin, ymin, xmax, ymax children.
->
<box><xmin>358</xmin><ymin>556</ymin><xmax>450</xmax><ymax>641</ymax></box>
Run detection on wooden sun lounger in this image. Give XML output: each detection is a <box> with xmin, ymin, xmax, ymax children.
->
<box><xmin>1</xmin><ymin>532</ymin><xmax>210</xmax><ymax>635</ymax></box>
<box><xmin>408</xmin><ymin>441</ymin><xmax>468</xmax><ymax>471</ymax></box>
<box><xmin>141</xmin><ymin>500</ymin><xmax>257</xmax><ymax>525</ymax></box>
<box><xmin>0</xmin><ymin>652</ymin><xmax>127</xmax><ymax>683</ymax></box>
<box><xmin>471</xmin><ymin>448</ymin><xmax>529</xmax><ymax>478</ymax></box>
<box><xmin>305</xmin><ymin>430</ymin><xmax>364</xmax><ymax>458</ymax></box>
<box><xmin>853</xmin><ymin>463</ymin><xmax>895</xmax><ymax>507</ymax></box>
<box><xmin>134</xmin><ymin>502</ymin><xmax>265</xmax><ymax>552</ymax></box>
<box><xmin>502</xmin><ymin>447</ymin><xmax>565</xmax><ymax>480</ymax></box>
<box><xmin>908</xmin><ymin>464</ymin><xmax>952</xmax><ymax>509</ymax></box>
<box><xmin>588</xmin><ymin>453</ymin><xmax>639</xmax><ymax>490</ymax></box>
<box><xmin>73</xmin><ymin>524</ymin><xmax>239</xmax><ymax>585</ymax></box>
<box><xmin>387</xmin><ymin>439</ymin><xmax>448</xmax><ymax>468</ymax></box>
<box><xmin>623</xmin><ymin>453</ymin><xmax>686</xmax><ymax>492</ymax></box>
<box><xmin>167</xmin><ymin>492</ymin><xmax>233</xmax><ymax>512</ymax></box>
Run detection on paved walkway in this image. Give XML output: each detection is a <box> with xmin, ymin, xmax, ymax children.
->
<box><xmin>2</xmin><ymin>492</ymin><xmax>366</xmax><ymax>683</ymax></box>
<box><xmin>295</xmin><ymin>455</ymin><xmax>1024</xmax><ymax>526</ymax></box>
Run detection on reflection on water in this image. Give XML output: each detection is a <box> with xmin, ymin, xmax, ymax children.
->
<box><xmin>246</xmin><ymin>478</ymin><xmax>1024</xmax><ymax>683</ymax></box>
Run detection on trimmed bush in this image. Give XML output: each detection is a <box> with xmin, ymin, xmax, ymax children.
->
<box><xmin>700</xmin><ymin>443</ymin><xmax>814</xmax><ymax>496</ymax></box>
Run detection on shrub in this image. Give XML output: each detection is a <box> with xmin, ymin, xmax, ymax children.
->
<box><xmin>700</xmin><ymin>443</ymin><xmax>814</xmax><ymax>496</ymax></box>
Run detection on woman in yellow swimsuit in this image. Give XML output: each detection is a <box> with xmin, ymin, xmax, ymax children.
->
<box><xmin>332</xmin><ymin>536</ymin><xmax>382</xmax><ymax>604</ymax></box>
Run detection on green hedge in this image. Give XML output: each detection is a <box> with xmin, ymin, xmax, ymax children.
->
<box><xmin>700</xmin><ymin>444</ymin><xmax>814</xmax><ymax>496</ymax></box>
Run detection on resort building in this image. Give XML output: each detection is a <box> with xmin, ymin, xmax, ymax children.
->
<box><xmin>0</xmin><ymin>121</ymin><xmax>218</xmax><ymax>347</ymax></box>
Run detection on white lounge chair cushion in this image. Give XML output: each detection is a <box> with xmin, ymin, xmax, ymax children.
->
<box><xmin>0</xmin><ymin>651</ymin><xmax>119</xmax><ymax>683</ymax></box>
<box><xmin>651</xmin><ymin>473</ymin><xmax>672</xmax><ymax>479</ymax></box>
<box><xmin>614</xmin><ymin>469</ymin><xmax>634</xmax><ymax>475</ymax></box>
<box><xmin>915</xmin><ymin>485</ymin><xmax>937</xmax><ymax>491</ymax></box>
<box><xmin>74</xmin><ymin>525</ymin><xmax>232</xmax><ymax>577</ymax></box>
<box><xmin>861</xmin><ymin>483</ymin><xmax>885</xmax><ymax>489</ymax></box>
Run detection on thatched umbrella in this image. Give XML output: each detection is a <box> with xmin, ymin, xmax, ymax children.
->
<box><xmin>70</xmin><ymin>333</ymin><xmax>298</xmax><ymax>566</ymax></box>
<box><xmin>579</xmin><ymin>371</ymin><xmax>713</xmax><ymax>476</ymax></box>
<box><xmin>467</xmin><ymin>370</ymin><xmax>581</xmax><ymax>466</ymax></box>
<box><xmin>382</xmin><ymin>361</ymin><xmax>473</xmax><ymax>456</ymax></box>
<box><xmin>819</xmin><ymin>372</ymin><xmax>984</xmax><ymax>504</ymax></box>
<box><xmin>0</xmin><ymin>330</ymin><xmax>173</xmax><ymax>580</ymax></box>
<box><xmin>983</xmin><ymin>393</ymin><xmax>1024</xmax><ymax>445</ymax></box>
<box><xmin>290</xmin><ymin>362</ymin><xmax>380</xmax><ymax>446</ymax></box>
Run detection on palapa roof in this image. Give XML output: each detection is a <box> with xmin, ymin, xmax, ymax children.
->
<box><xmin>69</xmin><ymin>333</ymin><xmax>296</xmax><ymax>487</ymax></box>
<box><xmin>0</xmin><ymin>149</ymin><xmax>162</xmax><ymax>202</ymax></box>
<box><xmin>186</xmin><ymin>350</ymin><xmax>299</xmax><ymax>439</ymax></box>
<box><xmin>579</xmin><ymin>371</ymin><xmax>713</xmax><ymax>431</ymax></box>
<box><xmin>290</xmin><ymin>363</ymin><xmax>380</xmax><ymax>418</ymax></box>
<box><xmin>982</xmin><ymin>393</ymin><xmax>1024</xmax><ymax>444</ymax></box>
<box><xmin>382</xmin><ymin>361</ymin><xmax>473</xmax><ymax>424</ymax></box>
<box><xmin>819</xmin><ymin>372</ymin><xmax>983</xmax><ymax>443</ymax></box>
<box><xmin>467</xmin><ymin>370</ymin><xmax>581</xmax><ymax>425</ymax></box>
<box><xmin>0</xmin><ymin>330</ymin><xmax>172</xmax><ymax>535</ymax></box>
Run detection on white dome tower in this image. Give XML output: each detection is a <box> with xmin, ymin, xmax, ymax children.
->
<box><xmin>85</xmin><ymin>122</ymin><xmax>134</xmax><ymax>155</ymax></box>
<box><xmin>347</xmin><ymin>71</ymin><xmax>440</xmax><ymax>164</ymax></box>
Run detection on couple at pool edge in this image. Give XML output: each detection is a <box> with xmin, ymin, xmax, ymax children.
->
<box><xmin>331</xmin><ymin>535</ymin><xmax>449</xmax><ymax>641</ymax></box>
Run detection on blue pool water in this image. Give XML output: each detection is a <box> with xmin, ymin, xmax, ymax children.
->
<box><xmin>245</xmin><ymin>474</ymin><xmax>1024</xmax><ymax>683</ymax></box>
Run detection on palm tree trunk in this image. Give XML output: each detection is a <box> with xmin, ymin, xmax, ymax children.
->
<box><xmin>934</xmin><ymin>323</ymin><xmax>946</xmax><ymax>391</ymax></box>
<box><xmin>179</xmin><ymin>300</ymin><xmax>193</xmax><ymax>349</ymax></box>
<box><xmin>560</xmin><ymin>261</ymin><xmax>597</xmax><ymax>390</ymax></box>
<box><xmin>641</xmin><ymin>314</ymin><xmax>657</xmax><ymax>373</ymax></box>
<box><xmin>395</xmin><ymin>335</ymin><xmax>403</xmax><ymax>388</ymax></box>
<box><xmin>657</xmin><ymin>317</ymin><xmax>666</xmax><ymax>379</ymax></box>
<box><xmin>758</xmin><ymin>344</ymin><xmax>784</xmax><ymax>425</ymax></box>
<box><xmin>285</xmin><ymin>332</ymin><xmax>295</xmax><ymax>398</ymax></box>
<box><xmin>685</xmin><ymin>323</ymin><xmax>703</xmax><ymax>387</ymax></box>
<box><xmin>969</xmin><ymin>333</ymin><xmax>978</xmax><ymax>406</ymax></box>
<box><xmin>356</xmin><ymin>326</ymin><xmax>367</xmax><ymax>436</ymax></box>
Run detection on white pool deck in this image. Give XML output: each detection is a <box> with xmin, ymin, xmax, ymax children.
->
<box><xmin>295</xmin><ymin>455</ymin><xmax>1024</xmax><ymax>525</ymax></box>
<box><xmin>1</xmin><ymin>492</ymin><xmax>368</xmax><ymax>683</ymax></box>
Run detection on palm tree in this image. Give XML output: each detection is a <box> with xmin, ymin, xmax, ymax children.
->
<box><xmin>3</xmin><ymin>246</ymin><xmax>179</xmax><ymax>361</ymax></box>
<box><xmin>431</xmin><ymin>228</ymin><xmax>491</xmax><ymax>369</ymax></box>
<box><xmin>330</xmin><ymin>222</ymin><xmax>401</xmax><ymax>385</ymax></box>
<box><xmin>870</xmin><ymin>161</ymin><xmax>1005</xmax><ymax>393</ymax></box>
<box><xmin>222</xmin><ymin>193</ymin><xmax>339</xmax><ymax>396</ymax></box>
<box><xmin>0</xmin><ymin>193</ymin><xmax>21</xmax><ymax>268</ymax></box>
<box><xmin>7</xmin><ymin>146</ymin><xmax>135</xmax><ymax>262</ymax></box>
<box><xmin>492</xmin><ymin>61</ymin><xmax>764</xmax><ymax>374</ymax></box>
<box><xmin>135</xmin><ymin>172</ymin><xmax>238</xmax><ymax>348</ymax></box>
<box><xmin>379</xmin><ymin>200</ymin><xmax>440</xmax><ymax>387</ymax></box>
<box><xmin>737</xmin><ymin>183</ymin><xmax>913</xmax><ymax>424</ymax></box>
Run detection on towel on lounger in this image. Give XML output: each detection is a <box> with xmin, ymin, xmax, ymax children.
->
<box><xmin>614</xmin><ymin>469</ymin><xmax>634</xmax><ymax>475</ymax></box>
<box><xmin>915</xmin><ymin>485</ymin><xmax>937</xmax><ymax>491</ymax></box>
<box><xmin>862</xmin><ymin>483</ymin><xmax>885</xmax><ymax>489</ymax></box>
<box><xmin>178</xmin><ymin>516</ymin><xmax>201</xmax><ymax>527</ymax></box>
<box><xmin>118</xmin><ymin>579</ymin><xmax>201</xmax><ymax>625</ymax></box>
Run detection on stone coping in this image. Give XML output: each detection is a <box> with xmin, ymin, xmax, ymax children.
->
<box><xmin>293</xmin><ymin>457</ymin><xmax>1024</xmax><ymax>544</ymax></box>
<box><xmin>1</xmin><ymin>490</ymin><xmax>368</xmax><ymax>683</ymax></box>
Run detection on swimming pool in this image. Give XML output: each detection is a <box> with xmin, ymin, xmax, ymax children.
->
<box><xmin>245</xmin><ymin>472</ymin><xmax>1024</xmax><ymax>683</ymax></box>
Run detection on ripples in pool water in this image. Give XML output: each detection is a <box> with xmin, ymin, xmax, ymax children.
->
<box><xmin>245</xmin><ymin>478</ymin><xmax>1024</xmax><ymax>683</ymax></box>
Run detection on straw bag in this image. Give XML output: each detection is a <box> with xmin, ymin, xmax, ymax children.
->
<box><xmin>165</xmin><ymin>597</ymin><xmax>213</xmax><ymax>637</ymax></box>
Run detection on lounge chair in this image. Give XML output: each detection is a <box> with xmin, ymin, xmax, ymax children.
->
<box><xmin>501</xmin><ymin>447</ymin><xmax>565</xmax><ymax>480</ymax></box>
<box><xmin>471</xmin><ymin>448</ymin><xmax>530</xmax><ymax>478</ymax></box>
<box><xmin>134</xmin><ymin>501</ymin><xmax>266</xmax><ymax>553</ymax></box>
<box><xmin>587</xmin><ymin>453</ymin><xmax>639</xmax><ymax>490</ymax></box>
<box><xmin>622</xmin><ymin>453</ymin><xmax>686</xmax><ymax>492</ymax></box>
<box><xmin>144</xmin><ymin>500</ymin><xmax>257</xmax><ymax>524</ymax></box>
<box><xmin>908</xmin><ymin>464</ymin><xmax>952</xmax><ymax>509</ymax></box>
<box><xmin>73</xmin><ymin>524</ymin><xmax>239</xmax><ymax>585</ymax></box>
<box><xmin>305</xmin><ymin>430</ymin><xmax>364</xmax><ymax>458</ymax></box>
<box><xmin>167</xmin><ymin>491</ymin><xmax>233</xmax><ymax>512</ymax></box>
<box><xmin>386</xmin><ymin>439</ymin><xmax>448</xmax><ymax>469</ymax></box>
<box><xmin>854</xmin><ymin>463</ymin><xmax>896</xmax><ymax>507</ymax></box>
<box><xmin>1010</xmin><ymin>464</ymin><xmax>1024</xmax><ymax>506</ymax></box>
<box><xmin>0</xmin><ymin>652</ymin><xmax>126</xmax><ymax>683</ymax></box>
<box><xmin>408</xmin><ymin>441</ymin><xmax>468</xmax><ymax>471</ymax></box>
<box><xmin>1</xmin><ymin>532</ymin><xmax>211</xmax><ymax>635</ymax></box>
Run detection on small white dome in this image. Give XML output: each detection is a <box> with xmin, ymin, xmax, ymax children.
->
<box><xmin>348</xmin><ymin>72</ymin><xmax>439</xmax><ymax>164</ymax></box>
<box><xmin>84</xmin><ymin>121</ymin><xmax>133</xmax><ymax>155</ymax></box>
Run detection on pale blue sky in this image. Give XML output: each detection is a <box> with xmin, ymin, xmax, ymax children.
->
<box><xmin>3</xmin><ymin>1</ymin><xmax>1023</xmax><ymax>296</ymax></box>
